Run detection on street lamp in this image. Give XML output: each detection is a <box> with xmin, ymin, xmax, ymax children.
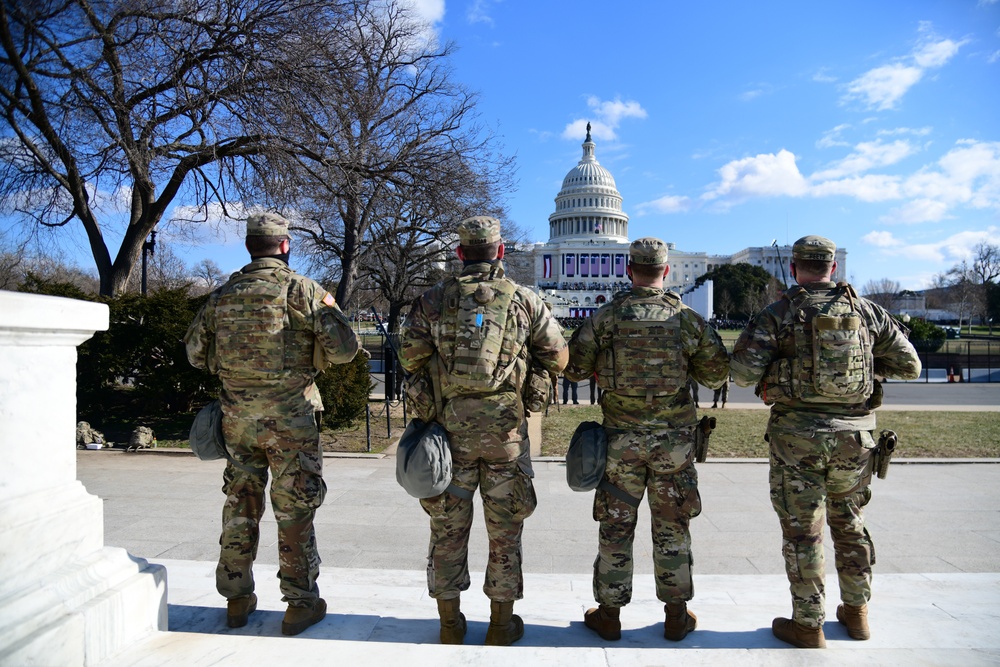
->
<box><xmin>771</xmin><ymin>239</ymin><xmax>788</xmax><ymax>288</ymax></box>
<box><xmin>141</xmin><ymin>230</ymin><xmax>157</xmax><ymax>295</ymax></box>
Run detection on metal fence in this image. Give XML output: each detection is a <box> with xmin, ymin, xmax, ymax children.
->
<box><xmin>912</xmin><ymin>338</ymin><xmax>1000</xmax><ymax>383</ymax></box>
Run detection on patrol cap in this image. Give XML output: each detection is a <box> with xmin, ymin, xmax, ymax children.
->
<box><xmin>457</xmin><ymin>216</ymin><xmax>502</xmax><ymax>246</ymax></box>
<box><xmin>246</xmin><ymin>212</ymin><xmax>290</xmax><ymax>238</ymax></box>
<box><xmin>792</xmin><ymin>235</ymin><xmax>836</xmax><ymax>261</ymax></box>
<box><xmin>629</xmin><ymin>237</ymin><xmax>669</xmax><ymax>265</ymax></box>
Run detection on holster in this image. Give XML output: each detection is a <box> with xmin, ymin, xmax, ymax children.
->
<box><xmin>695</xmin><ymin>415</ymin><xmax>716</xmax><ymax>463</ymax></box>
<box><xmin>523</xmin><ymin>362</ymin><xmax>554</xmax><ymax>414</ymax></box>
<box><xmin>873</xmin><ymin>429</ymin><xmax>897</xmax><ymax>480</ymax></box>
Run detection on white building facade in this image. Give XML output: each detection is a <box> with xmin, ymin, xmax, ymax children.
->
<box><xmin>531</xmin><ymin>128</ymin><xmax>847</xmax><ymax>320</ymax></box>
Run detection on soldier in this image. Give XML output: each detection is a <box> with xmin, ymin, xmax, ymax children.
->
<box><xmin>398</xmin><ymin>216</ymin><xmax>568</xmax><ymax>646</ymax></box>
<box><xmin>565</xmin><ymin>237</ymin><xmax>730</xmax><ymax>642</ymax></box>
<box><xmin>185</xmin><ymin>213</ymin><xmax>361</xmax><ymax>636</ymax></box>
<box><xmin>730</xmin><ymin>235</ymin><xmax>921</xmax><ymax>648</ymax></box>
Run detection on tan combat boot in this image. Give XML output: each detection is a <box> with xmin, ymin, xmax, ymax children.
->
<box><xmin>484</xmin><ymin>600</ymin><xmax>524</xmax><ymax>646</ymax></box>
<box><xmin>281</xmin><ymin>597</ymin><xmax>327</xmax><ymax>636</ymax></box>
<box><xmin>436</xmin><ymin>597</ymin><xmax>467</xmax><ymax>645</ymax></box>
<box><xmin>226</xmin><ymin>593</ymin><xmax>257</xmax><ymax>628</ymax></box>
<box><xmin>771</xmin><ymin>617</ymin><xmax>827</xmax><ymax>648</ymax></box>
<box><xmin>583</xmin><ymin>604</ymin><xmax>621</xmax><ymax>641</ymax></box>
<box><xmin>663</xmin><ymin>602</ymin><xmax>697</xmax><ymax>641</ymax></box>
<box><xmin>836</xmin><ymin>603</ymin><xmax>870</xmax><ymax>640</ymax></box>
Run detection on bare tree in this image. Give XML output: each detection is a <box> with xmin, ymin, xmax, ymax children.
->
<box><xmin>190</xmin><ymin>258</ymin><xmax>226</xmax><ymax>295</ymax></box>
<box><xmin>278</xmin><ymin>0</ymin><xmax>515</xmax><ymax>309</ymax></box>
<box><xmin>944</xmin><ymin>261</ymin><xmax>978</xmax><ymax>332</ymax></box>
<box><xmin>970</xmin><ymin>242</ymin><xmax>1000</xmax><ymax>328</ymax></box>
<box><xmin>0</xmin><ymin>229</ymin><xmax>25</xmax><ymax>290</ymax></box>
<box><xmin>862</xmin><ymin>278</ymin><xmax>902</xmax><ymax>312</ymax></box>
<box><xmin>123</xmin><ymin>242</ymin><xmax>190</xmax><ymax>293</ymax></box>
<box><xmin>0</xmin><ymin>0</ymin><xmax>353</xmax><ymax>295</ymax></box>
<box><xmin>714</xmin><ymin>290</ymin><xmax>735</xmax><ymax>321</ymax></box>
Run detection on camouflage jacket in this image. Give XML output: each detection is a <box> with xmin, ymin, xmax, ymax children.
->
<box><xmin>185</xmin><ymin>257</ymin><xmax>361</xmax><ymax>418</ymax></box>
<box><xmin>566</xmin><ymin>286</ymin><xmax>730</xmax><ymax>429</ymax></box>
<box><xmin>730</xmin><ymin>281</ymin><xmax>922</xmax><ymax>431</ymax></box>
<box><xmin>399</xmin><ymin>261</ymin><xmax>566</xmax><ymax>456</ymax></box>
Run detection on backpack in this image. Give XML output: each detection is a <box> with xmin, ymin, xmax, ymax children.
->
<box><xmin>395</xmin><ymin>418</ymin><xmax>473</xmax><ymax>500</ymax></box>
<box><xmin>213</xmin><ymin>266</ymin><xmax>314</xmax><ymax>377</ymax></box>
<box><xmin>565</xmin><ymin>421</ymin><xmax>639</xmax><ymax>507</ymax></box>
<box><xmin>189</xmin><ymin>400</ymin><xmax>266</xmax><ymax>475</ymax></box>
<box><xmin>599</xmin><ymin>290</ymin><xmax>687</xmax><ymax>399</ymax></box>
<box><xmin>789</xmin><ymin>283</ymin><xmax>873</xmax><ymax>402</ymax></box>
<box><xmin>439</xmin><ymin>270</ymin><xmax>528</xmax><ymax>394</ymax></box>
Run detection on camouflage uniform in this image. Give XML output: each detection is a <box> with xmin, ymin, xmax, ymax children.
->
<box><xmin>398</xmin><ymin>217</ymin><xmax>567</xmax><ymax>603</ymax></box>
<box><xmin>730</xmin><ymin>236</ymin><xmax>921</xmax><ymax>629</ymax></box>
<box><xmin>566</xmin><ymin>238</ymin><xmax>730</xmax><ymax>608</ymax></box>
<box><xmin>185</xmin><ymin>213</ymin><xmax>360</xmax><ymax>607</ymax></box>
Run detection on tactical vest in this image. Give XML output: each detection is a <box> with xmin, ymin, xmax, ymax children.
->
<box><xmin>599</xmin><ymin>290</ymin><xmax>687</xmax><ymax>399</ymax></box>
<box><xmin>760</xmin><ymin>283</ymin><xmax>873</xmax><ymax>404</ymax></box>
<box><xmin>214</xmin><ymin>266</ymin><xmax>314</xmax><ymax>378</ymax></box>
<box><xmin>436</xmin><ymin>269</ymin><xmax>529</xmax><ymax>396</ymax></box>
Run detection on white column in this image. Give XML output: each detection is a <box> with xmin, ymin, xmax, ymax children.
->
<box><xmin>0</xmin><ymin>291</ymin><xmax>166</xmax><ymax>667</ymax></box>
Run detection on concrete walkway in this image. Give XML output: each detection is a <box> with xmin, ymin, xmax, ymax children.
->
<box><xmin>80</xmin><ymin>449</ymin><xmax>1000</xmax><ymax>666</ymax></box>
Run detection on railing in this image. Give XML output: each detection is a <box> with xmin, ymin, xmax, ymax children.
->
<box><xmin>912</xmin><ymin>338</ymin><xmax>1000</xmax><ymax>383</ymax></box>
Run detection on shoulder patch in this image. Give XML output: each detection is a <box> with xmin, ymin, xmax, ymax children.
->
<box><xmin>322</xmin><ymin>292</ymin><xmax>336</xmax><ymax>307</ymax></box>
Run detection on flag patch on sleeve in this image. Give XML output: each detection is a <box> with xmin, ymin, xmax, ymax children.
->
<box><xmin>322</xmin><ymin>292</ymin><xmax>336</xmax><ymax>307</ymax></box>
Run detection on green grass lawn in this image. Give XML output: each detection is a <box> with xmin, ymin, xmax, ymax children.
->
<box><xmin>117</xmin><ymin>399</ymin><xmax>1000</xmax><ymax>459</ymax></box>
<box><xmin>539</xmin><ymin>406</ymin><xmax>1000</xmax><ymax>458</ymax></box>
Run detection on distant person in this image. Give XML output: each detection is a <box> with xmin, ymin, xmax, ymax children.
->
<box><xmin>565</xmin><ymin>237</ymin><xmax>729</xmax><ymax>643</ymax></box>
<box><xmin>185</xmin><ymin>213</ymin><xmax>361</xmax><ymax>636</ymax></box>
<box><xmin>686</xmin><ymin>377</ymin><xmax>700</xmax><ymax>408</ymax></box>
<box><xmin>730</xmin><ymin>235</ymin><xmax>921</xmax><ymax>648</ymax></box>
<box><xmin>711</xmin><ymin>377</ymin><xmax>729</xmax><ymax>408</ymax></box>
<box><xmin>589</xmin><ymin>372</ymin><xmax>602</xmax><ymax>404</ymax></box>
<box><xmin>399</xmin><ymin>216</ymin><xmax>568</xmax><ymax>646</ymax></box>
<box><xmin>562</xmin><ymin>376</ymin><xmax>579</xmax><ymax>404</ymax></box>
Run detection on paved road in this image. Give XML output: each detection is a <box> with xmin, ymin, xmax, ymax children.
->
<box><xmin>81</xmin><ymin>452</ymin><xmax>1000</xmax><ymax>667</ymax></box>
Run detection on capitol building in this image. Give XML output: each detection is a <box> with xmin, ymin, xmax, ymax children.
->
<box><xmin>528</xmin><ymin>126</ymin><xmax>847</xmax><ymax>319</ymax></box>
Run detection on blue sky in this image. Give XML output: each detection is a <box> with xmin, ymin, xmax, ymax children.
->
<box><xmin>415</xmin><ymin>0</ymin><xmax>1000</xmax><ymax>291</ymax></box>
<box><xmin>7</xmin><ymin>0</ymin><xmax>999</xmax><ymax>293</ymax></box>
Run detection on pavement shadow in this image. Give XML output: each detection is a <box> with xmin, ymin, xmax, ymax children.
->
<box><xmin>168</xmin><ymin>606</ymin><xmax>792</xmax><ymax>649</ymax></box>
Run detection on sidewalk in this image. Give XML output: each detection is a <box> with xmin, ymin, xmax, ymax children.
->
<box><xmin>80</xmin><ymin>452</ymin><xmax>1000</xmax><ymax>666</ymax></box>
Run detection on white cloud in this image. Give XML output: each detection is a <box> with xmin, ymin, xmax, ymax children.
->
<box><xmin>841</xmin><ymin>29</ymin><xmax>967</xmax><ymax>110</ymax></box>
<box><xmin>739</xmin><ymin>83</ymin><xmax>774</xmax><ymax>102</ymax></box>
<box><xmin>810</xmin><ymin>174</ymin><xmax>902</xmax><ymax>202</ymax></box>
<box><xmin>988</xmin><ymin>50</ymin><xmax>1000</xmax><ymax>64</ymax></box>
<box><xmin>880</xmin><ymin>198</ymin><xmax>952</xmax><ymax>224</ymax></box>
<box><xmin>844</xmin><ymin>63</ymin><xmax>924</xmax><ymax>111</ymax></box>
<box><xmin>702</xmin><ymin>149</ymin><xmax>808</xmax><ymax>201</ymax></box>
<box><xmin>816</xmin><ymin>124</ymin><xmax>852</xmax><ymax>149</ymax></box>
<box><xmin>876</xmin><ymin>126</ymin><xmax>932</xmax><ymax>137</ymax></box>
<box><xmin>395</xmin><ymin>0</ymin><xmax>444</xmax><ymax>48</ymax></box>
<box><xmin>635</xmin><ymin>194</ymin><xmax>692</xmax><ymax>215</ymax></box>
<box><xmin>912</xmin><ymin>38</ymin><xmax>963</xmax><ymax>68</ymax></box>
<box><xmin>811</xmin><ymin>139</ymin><xmax>917</xmax><ymax>180</ymax></box>
<box><xmin>562</xmin><ymin>96</ymin><xmax>647</xmax><ymax>141</ymax></box>
<box><xmin>466</xmin><ymin>0</ymin><xmax>497</xmax><ymax>25</ymax></box>
<box><xmin>812</xmin><ymin>68</ymin><xmax>837</xmax><ymax>83</ymax></box>
<box><xmin>701</xmin><ymin>140</ymin><xmax>1000</xmax><ymax>219</ymax></box>
<box><xmin>861</xmin><ymin>230</ymin><xmax>902</xmax><ymax>247</ymax></box>
<box><xmin>874</xmin><ymin>226</ymin><xmax>1000</xmax><ymax>263</ymax></box>
<box><xmin>403</xmin><ymin>0</ymin><xmax>445</xmax><ymax>24</ymax></box>
<box><xmin>898</xmin><ymin>140</ymin><xmax>1000</xmax><ymax>212</ymax></box>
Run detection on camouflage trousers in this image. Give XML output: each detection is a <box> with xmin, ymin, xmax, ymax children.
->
<box><xmin>768</xmin><ymin>427</ymin><xmax>876</xmax><ymax>628</ymax></box>
<box><xmin>420</xmin><ymin>456</ymin><xmax>537</xmax><ymax>602</ymax></box>
<box><xmin>593</xmin><ymin>427</ymin><xmax>702</xmax><ymax>608</ymax></box>
<box><xmin>217</xmin><ymin>412</ymin><xmax>326</xmax><ymax>606</ymax></box>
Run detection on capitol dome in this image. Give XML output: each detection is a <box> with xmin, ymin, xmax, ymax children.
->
<box><xmin>547</xmin><ymin>123</ymin><xmax>629</xmax><ymax>241</ymax></box>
